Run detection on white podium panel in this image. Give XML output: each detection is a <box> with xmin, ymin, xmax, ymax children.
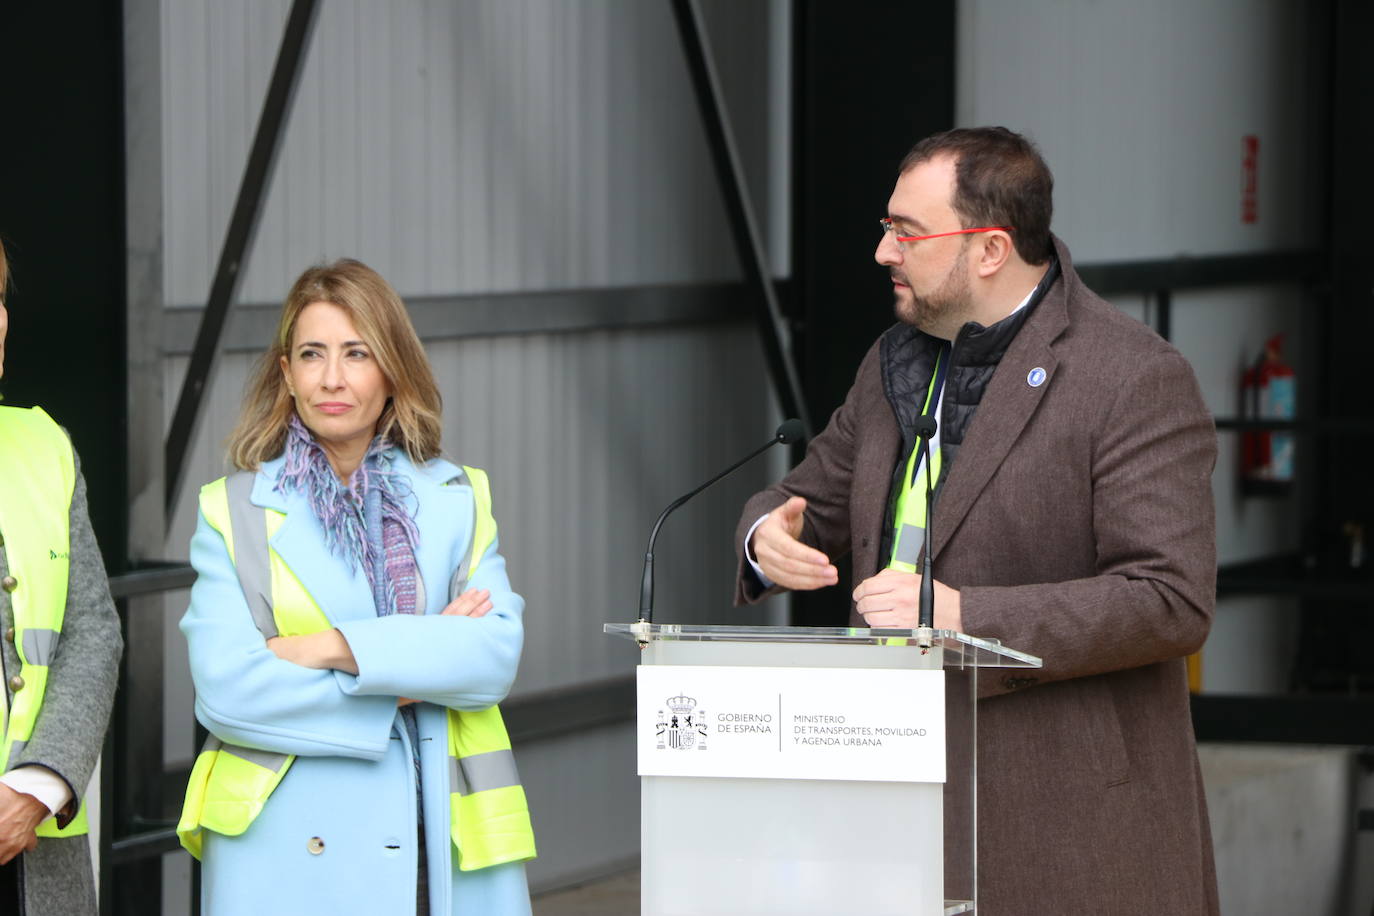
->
<box><xmin>607</xmin><ymin>624</ymin><xmax>1041</xmax><ymax>916</ymax></box>
<box><xmin>642</xmin><ymin>775</ymin><xmax>943</xmax><ymax>916</ymax></box>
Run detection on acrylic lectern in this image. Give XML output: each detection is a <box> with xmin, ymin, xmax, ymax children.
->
<box><xmin>604</xmin><ymin>623</ymin><xmax>1042</xmax><ymax>916</ymax></box>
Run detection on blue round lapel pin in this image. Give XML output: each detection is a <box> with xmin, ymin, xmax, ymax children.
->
<box><xmin>1027</xmin><ymin>367</ymin><xmax>1047</xmax><ymax>388</ymax></box>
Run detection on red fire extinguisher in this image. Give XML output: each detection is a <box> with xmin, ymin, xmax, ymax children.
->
<box><xmin>1240</xmin><ymin>333</ymin><xmax>1295</xmax><ymax>495</ymax></box>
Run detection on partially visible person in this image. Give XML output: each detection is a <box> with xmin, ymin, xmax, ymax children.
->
<box><xmin>178</xmin><ymin>258</ymin><xmax>534</xmax><ymax>914</ymax></box>
<box><xmin>0</xmin><ymin>237</ymin><xmax>124</xmax><ymax>915</ymax></box>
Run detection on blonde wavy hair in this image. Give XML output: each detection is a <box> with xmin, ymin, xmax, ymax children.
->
<box><xmin>227</xmin><ymin>258</ymin><xmax>442</xmax><ymax>470</ymax></box>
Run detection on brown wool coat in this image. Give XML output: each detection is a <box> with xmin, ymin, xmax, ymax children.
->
<box><xmin>735</xmin><ymin>238</ymin><xmax>1220</xmax><ymax>916</ymax></box>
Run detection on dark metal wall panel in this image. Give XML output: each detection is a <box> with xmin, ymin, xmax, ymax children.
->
<box><xmin>790</xmin><ymin>0</ymin><xmax>957</xmax><ymax>626</ymax></box>
<box><xmin>1</xmin><ymin>4</ymin><xmax>133</xmax><ymax>912</ymax></box>
<box><xmin>0</xmin><ymin>2</ymin><xmax>128</xmax><ymax>567</ymax></box>
<box><xmin>1323</xmin><ymin>0</ymin><xmax>1374</xmax><ymax>539</ymax></box>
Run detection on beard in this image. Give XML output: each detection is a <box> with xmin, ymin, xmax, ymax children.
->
<box><xmin>892</xmin><ymin>252</ymin><xmax>972</xmax><ymax>335</ymax></box>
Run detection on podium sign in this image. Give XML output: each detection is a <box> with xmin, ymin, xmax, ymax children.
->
<box><xmin>637</xmin><ymin>665</ymin><xmax>945</xmax><ymax>783</ymax></box>
<box><xmin>607</xmin><ymin>623</ymin><xmax>1041</xmax><ymax>916</ymax></box>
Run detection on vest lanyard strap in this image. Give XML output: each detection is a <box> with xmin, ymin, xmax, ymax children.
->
<box><xmin>910</xmin><ymin>343</ymin><xmax>950</xmax><ymax>486</ymax></box>
<box><xmin>889</xmin><ymin>344</ymin><xmax>949</xmax><ymax>570</ymax></box>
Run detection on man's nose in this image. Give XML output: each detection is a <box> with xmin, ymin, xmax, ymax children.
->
<box><xmin>875</xmin><ymin>232</ymin><xmax>901</xmax><ymax>267</ymax></box>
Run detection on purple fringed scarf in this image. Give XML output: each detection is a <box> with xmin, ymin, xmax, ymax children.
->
<box><xmin>276</xmin><ymin>414</ymin><xmax>422</xmax><ymax>615</ymax></box>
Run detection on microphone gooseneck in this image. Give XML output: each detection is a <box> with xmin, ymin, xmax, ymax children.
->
<box><xmin>638</xmin><ymin>419</ymin><xmax>804</xmax><ymax>624</ymax></box>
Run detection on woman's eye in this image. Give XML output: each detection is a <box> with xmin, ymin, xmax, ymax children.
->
<box><xmin>298</xmin><ymin>349</ymin><xmax>320</xmax><ymax>360</ymax></box>
<box><xmin>347</xmin><ymin>349</ymin><xmax>370</xmax><ymax>359</ymax></box>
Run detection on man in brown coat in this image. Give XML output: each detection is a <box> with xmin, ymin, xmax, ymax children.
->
<box><xmin>736</xmin><ymin>127</ymin><xmax>1219</xmax><ymax>915</ymax></box>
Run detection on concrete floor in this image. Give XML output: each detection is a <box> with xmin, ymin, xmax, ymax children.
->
<box><xmin>533</xmin><ymin>868</ymin><xmax>640</xmax><ymax>915</ymax></box>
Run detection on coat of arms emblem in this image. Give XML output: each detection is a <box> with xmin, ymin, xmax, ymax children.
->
<box><xmin>655</xmin><ymin>694</ymin><xmax>707</xmax><ymax>751</ymax></box>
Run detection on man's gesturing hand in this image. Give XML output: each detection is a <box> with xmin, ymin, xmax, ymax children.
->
<box><xmin>0</xmin><ymin>783</ymin><xmax>46</xmax><ymax>865</ymax></box>
<box><xmin>750</xmin><ymin>496</ymin><xmax>839</xmax><ymax>590</ymax></box>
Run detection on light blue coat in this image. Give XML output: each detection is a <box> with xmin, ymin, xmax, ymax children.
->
<box><xmin>181</xmin><ymin>451</ymin><xmax>532</xmax><ymax>916</ymax></box>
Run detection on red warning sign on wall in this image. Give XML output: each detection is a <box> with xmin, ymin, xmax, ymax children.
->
<box><xmin>1241</xmin><ymin>135</ymin><xmax>1259</xmax><ymax>224</ymax></box>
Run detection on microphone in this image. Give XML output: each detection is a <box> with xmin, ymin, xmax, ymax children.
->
<box><xmin>913</xmin><ymin>414</ymin><xmax>938</xmax><ymax>646</ymax></box>
<box><xmin>638</xmin><ymin>419</ymin><xmax>805</xmax><ymax>624</ymax></box>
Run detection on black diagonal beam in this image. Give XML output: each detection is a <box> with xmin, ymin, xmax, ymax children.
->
<box><xmin>163</xmin><ymin>0</ymin><xmax>320</xmax><ymax>518</ymax></box>
<box><xmin>669</xmin><ymin>0</ymin><xmax>813</xmax><ymax>438</ymax></box>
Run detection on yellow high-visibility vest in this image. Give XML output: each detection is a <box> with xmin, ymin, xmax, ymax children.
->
<box><xmin>177</xmin><ymin>464</ymin><xmax>536</xmax><ymax>870</ymax></box>
<box><xmin>0</xmin><ymin>405</ymin><xmax>90</xmax><ymax>838</ymax></box>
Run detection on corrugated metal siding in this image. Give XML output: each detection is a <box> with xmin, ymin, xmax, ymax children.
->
<box><xmin>957</xmin><ymin>0</ymin><xmax>1324</xmax><ymax>263</ymax></box>
<box><xmin>161</xmin><ymin>0</ymin><xmax>787</xmax><ymax>307</ymax></box>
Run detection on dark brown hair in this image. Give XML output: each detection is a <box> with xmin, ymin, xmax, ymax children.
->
<box><xmin>900</xmin><ymin>127</ymin><xmax>1055</xmax><ymax>265</ymax></box>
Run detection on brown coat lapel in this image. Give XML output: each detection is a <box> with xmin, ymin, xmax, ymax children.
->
<box><xmin>931</xmin><ymin>280</ymin><xmax>1067</xmax><ymax>559</ymax></box>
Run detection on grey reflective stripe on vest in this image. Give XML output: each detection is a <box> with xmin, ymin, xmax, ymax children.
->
<box><xmin>226</xmin><ymin>471</ymin><xmax>278</xmax><ymax>639</ymax></box>
<box><xmin>221</xmin><ymin>742</ymin><xmax>290</xmax><ymax>773</ymax></box>
<box><xmin>446</xmin><ymin>469</ymin><xmax>474</xmax><ymax>600</ymax></box>
<box><xmin>893</xmin><ymin>523</ymin><xmax>924</xmax><ymax>566</ymax></box>
<box><xmin>21</xmin><ymin>628</ymin><xmax>60</xmax><ymax>666</ymax></box>
<box><xmin>448</xmin><ymin>748</ymin><xmax>521</xmax><ymax>797</ymax></box>
<box><xmin>198</xmin><ymin>733</ymin><xmax>290</xmax><ymax>774</ymax></box>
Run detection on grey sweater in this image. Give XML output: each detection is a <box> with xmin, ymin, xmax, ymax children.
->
<box><xmin>1</xmin><ymin>446</ymin><xmax>123</xmax><ymax>916</ymax></box>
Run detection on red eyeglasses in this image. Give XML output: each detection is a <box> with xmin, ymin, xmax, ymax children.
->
<box><xmin>878</xmin><ymin>219</ymin><xmax>1014</xmax><ymax>250</ymax></box>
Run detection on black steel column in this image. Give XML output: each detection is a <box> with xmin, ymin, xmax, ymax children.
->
<box><xmin>669</xmin><ymin>0</ymin><xmax>813</xmax><ymax>438</ymax></box>
<box><xmin>163</xmin><ymin>0</ymin><xmax>321</xmax><ymax>518</ymax></box>
<box><xmin>1324</xmin><ymin>0</ymin><xmax>1373</xmax><ymax>518</ymax></box>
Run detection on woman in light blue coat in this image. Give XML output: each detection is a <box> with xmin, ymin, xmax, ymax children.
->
<box><xmin>181</xmin><ymin>259</ymin><xmax>532</xmax><ymax>915</ymax></box>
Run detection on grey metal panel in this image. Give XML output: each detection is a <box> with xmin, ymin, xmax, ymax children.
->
<box><xmin>420</xmin><ymin>324</ymin><xmax>783</xmax><ymax>695</ymax></box>
<box><xmin>161</xmin><ymin>283</ymin><xmax>753</xmax><ymax>355</ymax></box>
<box><xmin>161</xmin><ymin>0</ymin><xmax>790</xmax><ymax>307</ymax></box>
<box><xmin>518</xmin><ymin>723</ymin><xmax>639</xmax><ymax>893</ymax></box>
<box><xmin>956</xmin><ymin>0</ymin><xmax>1325</xmax><ymax>263</ymax></box>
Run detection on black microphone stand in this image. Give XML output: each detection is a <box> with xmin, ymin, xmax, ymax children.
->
<box><xmin>636</xmin><ymin>420</ymin><xmax>804</xmax><ymax>640</ymax></box>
